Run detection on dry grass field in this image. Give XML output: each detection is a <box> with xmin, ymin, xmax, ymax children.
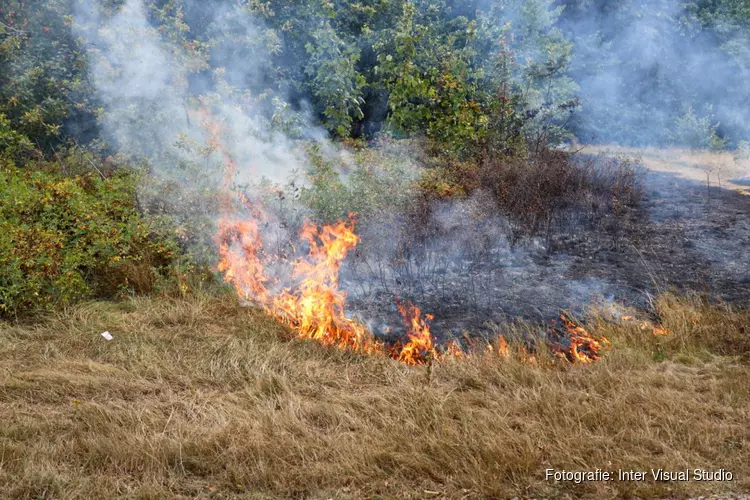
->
<box><xmin>1</xmin><ymin>293</ymin><xmax>748</xmax><ymax>499</ymax></box>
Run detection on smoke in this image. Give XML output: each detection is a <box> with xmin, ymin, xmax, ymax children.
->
<box><xmin>557</xmin><ymin>0</ymin><xmax>750</xmax><ymax>146</ymax></box>
<box><xmin>73</xmin><ymin>0</ymin><xmax>327</xmax><ymax>191</ymax></box>
<box><xmin>71</xmin><ymin>0</ymin><xmax>631</xmax><ymax>334</ymax></box>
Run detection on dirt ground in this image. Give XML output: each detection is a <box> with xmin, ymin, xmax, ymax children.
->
<box><xmin>583</xmin><ymin>146</ymin><xmax>750</xmax><ymax>196</ymax></box>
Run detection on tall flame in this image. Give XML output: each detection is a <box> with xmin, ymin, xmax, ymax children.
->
<box><xmin>396</xmin><ymin>301</ymin><xmax>438</xmax><ymax>365</ymax></box>
<box><xmin>270</xmin><ymin>219</ymin><xmax>379</xmax><ymax>351</ymax></box>
<box><xmin>217</xmin><ymin>213</ymin><xmax>381</xmax><ymax>353</ymax></box>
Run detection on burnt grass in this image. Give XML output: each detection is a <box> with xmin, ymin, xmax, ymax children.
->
<box><xmin>563</xmin><ymin>154</ymin><xmax>750</xmax><ymax>306</ymax></box>
<box><xmin>343</xmin><ymin>152</ymin><xmax>750</xmax><ymax>342</ymax></box>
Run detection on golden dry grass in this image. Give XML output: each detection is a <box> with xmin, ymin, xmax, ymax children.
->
<box><xmin>0</xmin><ymin>293</ymin><xmax>749</xmax><ymax>499</ymax></box>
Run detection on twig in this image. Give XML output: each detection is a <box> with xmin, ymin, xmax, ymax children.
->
<box><xmin>0</xmin><ymin>20</ymin><xmax>30</xmax><ymax>37</ymax></box>
<box><xmin>73</xmin><ymin>139</ymin><xmax>106</xmax><ymax>179</ymax></box>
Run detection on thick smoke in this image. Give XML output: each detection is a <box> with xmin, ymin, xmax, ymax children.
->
<box><xmin>558</xmin><ymin>0</ymin><xmax>750</xmax><ymax>146</ymax></box>
<box><xmin>74</xmin><ymin>0</ymin><xmax>324</xmax><ymax>190</ymax></box>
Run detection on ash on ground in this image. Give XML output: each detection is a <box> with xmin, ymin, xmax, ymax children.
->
<box><xmin>341</xmin><ymin>154</ymin><xmax>750</xmax><ymax>341</ymax></box>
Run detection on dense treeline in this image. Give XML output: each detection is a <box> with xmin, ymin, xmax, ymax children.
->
<box><xmin>1</xmin><ymin>0</ymin><xmax>748</xmax><ymax>157</ymax></box>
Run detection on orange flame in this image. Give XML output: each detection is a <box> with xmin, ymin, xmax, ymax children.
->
<box><xmin>652</xmin><ymin>325</ymin><xmax>669</xmax><ymax>336</ymax></box>
<box><xmin>202</xmin><ymin>107</ymin><xmax>613</xmax><ymax>367</ymax></box>
<box><xmin>445</xmin><ymin>340</ymin><xmax>464</xmax><ymax>358</ymax></box>
<box><xmin>396</xmin><ymin>301</ymin><xmax>438</xmax><ymax>365</ymax></box>
<box><xmin>553</xmin><ymin>314</ymin><xmax>609</xmax><ymax>364</ymax></box>
<box><xmin>496</xmin><ymin>335</ymin><xmax>510</xmax><ymax>358</ymax></box>
<box><xmin>270</xmin><ymin>218</ymin><xmax>378</xmax><ymax>351</ymax></box>
<box><xmin>217</xmin><ymin>213</ymin><xmax>381</xmax><ymax>353</ymax></box>
<box><xmin>641</xmin><ymin>321</ymin><xmax>670</xmax><ymax>336</ymax></box>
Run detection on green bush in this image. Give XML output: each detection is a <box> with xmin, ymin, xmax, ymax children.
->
<box><xmin>670</xmin><ymin>106</ymin><xmax>726</xmax><ymax>150</ymax></box>
<box><xmin>0</xmin><ymin>158</ymin><xmax>181</xmax><ymax>316</ymax></box>
<box><xmin>298</xmin><ymin>142</ymin><xmax>418</xmax><ymax>225</ymax></box>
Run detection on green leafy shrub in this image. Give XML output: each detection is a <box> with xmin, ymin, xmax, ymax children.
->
<box><xmin>670</xmin><ymin>106</ymin><xmax>726</xmax><ymax>150</ymax></box>
<box><xmin>0</xmin><ymin>158</ymin><xmax>181</xmax><ymax>316</ymax></box>
<box><xmin>298</xmin><ymin>142</ymin><xmax>418</xmax><ymax>225</ymax></box>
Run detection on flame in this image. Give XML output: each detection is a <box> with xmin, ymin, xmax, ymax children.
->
<box><xmin>553</xmin><ymin>314</ymin><xmax>609</xmax><ymax>364</ymax></box>
<box><xmin>496</xmin><ymin>335</ymin><xmax>510</xmax><ymax>358</ymax></box>
<box><xmin>640</xmin><ymin>321</ymin><xmax>670</xmax><ymax>336</ymax></box>
<box><xmin>396</xmin><ymin>301</ymin><xmax>438</xmax><ymax>365</ymax></box>
<box><xmin>652</xmin><ymin>325</ymin><xmax>669</xmax><ymax>336</ymax></box>
<box><xmin>202</xmin><ymin>107</ymin><xmax>615</xmax><ymax>368</ymax></box>
<box><xmin>218</xmin><ymin>213</ymin><xmax>381</xmax><ymax>353</ymax></box>
<box><xmin>203</xmin><ymin>108</ymin><xmax>436</xmax><ymax>359</ymax></box>
<box><xmin>217</xmin><ymin>218</ymin><xmax>269</xmax><ymax>304</ymax></box>
<box><xmin>203</xmin><ymin>109</ymin><xmax>378</xmax><ymax>354</ymax></box>
<box><xmin>445</xmin><ymin>340</ymin><xmax>464</xmax><ymax>358</ymax></box>
<box><xmin>270</xmin><ymin>219</ymin><xmax>378</xmax><ymax>351</ymax></box>
<box><xmin>520</xmin><ymin>346</ymin><xmax>537</xmax><ymax>364</ymax></box>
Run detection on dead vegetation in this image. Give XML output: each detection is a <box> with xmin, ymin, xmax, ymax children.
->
<box><xmin>0</xmin><ymin>293</ymin><xmax>748</xmax><ymax>499</ymax></box>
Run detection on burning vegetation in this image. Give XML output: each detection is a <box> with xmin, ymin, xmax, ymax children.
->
<box><xmin>2</xmin><ymin>0</ymin><xmax>749</xmax><ymax>497</ymax></box>
<box><xmin>549</xmin><ymin>314</ymin><xmax>610</xmax><ymax>364</ymax></box>
<box><xmin>207</xmin><ymin>112</ymin><xmax>613</xmax><ymax>366</ymax></box>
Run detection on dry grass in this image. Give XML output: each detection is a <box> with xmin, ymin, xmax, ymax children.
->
<box><xmin>582</xmin><ymin>145</ymin><xmax>750</xmax><ymax>195</ymax></box>
<box><xmin>0</xmin><ymin>293</ymin><xmax>749</xmax><ymax>499</ymax></box>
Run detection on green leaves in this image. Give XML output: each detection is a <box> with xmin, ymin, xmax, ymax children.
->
<box><xmin>0</xmin><ymin>160</ymin><xmax>180</xmax><ymax>316</ymax></box>
<box><xmin>0</xmin><ymin>0</ymin><xmax>97</xmax><ymax>154</ymax></box>
<box><xmin>304</xmin><ymin>23</ymin><xmax>366</xmax><ymax>137</ymax></box>
<box><xmin>0</xmin><ymin>112</ymin><xmax>34</xmax><ymax>159</ymax></box>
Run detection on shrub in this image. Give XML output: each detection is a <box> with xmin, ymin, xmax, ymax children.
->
<box><xmin>0</xmin><ymin>158</ymin><xmax>181</xmax><ymax>317</ymax></box>
<box><xmin>670</xmin><ymin>106</ymin><xmax>726</xmax><ymax>150</ymax></box>
<box><xmin>298</xmin><ymin>142</ymin><xmax>418</xmax><ymax>225</ymax></box>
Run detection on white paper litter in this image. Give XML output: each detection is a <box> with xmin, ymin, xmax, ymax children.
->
<box><xmin>101</xmin><ymin>331</ymin><xmax>113</xmax><ymax>341</ymax></box>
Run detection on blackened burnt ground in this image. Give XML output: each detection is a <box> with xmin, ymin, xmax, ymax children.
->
<box><xmin>565</xmin><ymin>166</ymin><xmax>750</xmax><ymax>305</ymax></box>
<box><xmin>342</xmin><ymin>153</ymin><xmax>750</xmax><ymax>341</ymax></box>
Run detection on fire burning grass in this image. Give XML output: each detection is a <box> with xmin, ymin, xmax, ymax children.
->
<box><xmin>217</xmin><ymin>211</ymin><xmax>611</xmax><ymax>366</ymax></box>
<box><xmin>0</xmin><ymin>293</ymin><xmax>747</xmax><ymax>498</ymax></box>
<box><xmin>207</xmin><ymin>110</ymin><xmax>613</xmax><ymax>367</ymax></box>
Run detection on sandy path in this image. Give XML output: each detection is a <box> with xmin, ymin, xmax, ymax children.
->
<box><xmin>582</xmin><ymin>146</ymin><xmax>750</xmax><ymax>195</ymax></box>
